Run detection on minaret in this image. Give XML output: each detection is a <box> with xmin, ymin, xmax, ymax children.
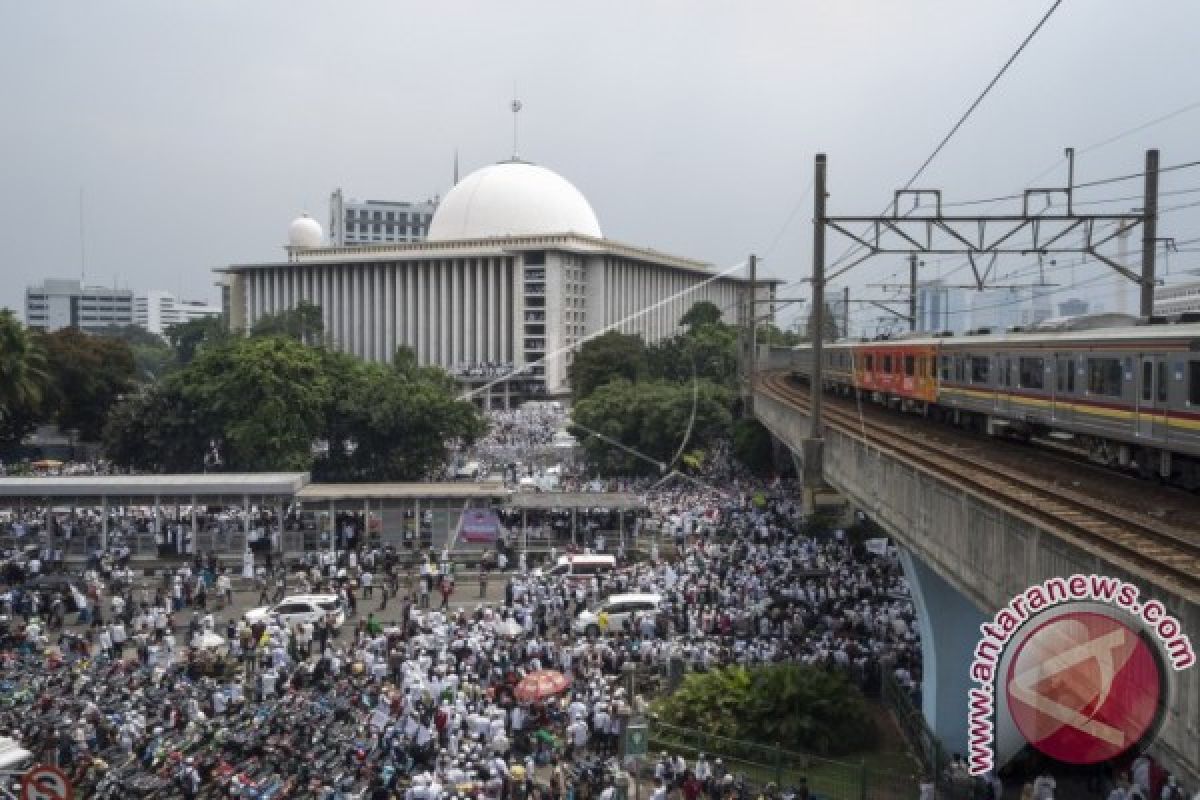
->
<box><xmin>511</xmin><ymin>97</ymin><xmax>522</xmax><ymax>161</ymax></box>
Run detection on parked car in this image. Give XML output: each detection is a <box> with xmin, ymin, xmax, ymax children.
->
<box><xmin>244</xmin><ymin>594</ymin><xmax>345</xmax><ymax>629</ymax></box>
<box><xmin>574</xmin><ymin>592</ymin><xmax>661</xmax><ymax>637</ymax></box>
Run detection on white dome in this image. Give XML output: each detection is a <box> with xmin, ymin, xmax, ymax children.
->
<box><xmin>288</xmin><ymin>213</ymin><xmax>323</xmax><ymax>248</ymax></box>
<box><xmin>426</xmin><ymin>161</ymin><xmax>602</xmax><ymax>241</ymax></box>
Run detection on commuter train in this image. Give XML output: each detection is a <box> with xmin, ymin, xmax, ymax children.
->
<box><xmin>786</xmin><ymin>315</ymin><xmax>1200</xmax><ymax>490</ymax></box>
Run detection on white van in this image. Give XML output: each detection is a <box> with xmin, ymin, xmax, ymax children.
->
<box><xmin>546</xmin><ymin>554</ymin><xmax>617</xmax><ymax>583</ymax></box>
<box><xmin>575</xmin><ymin>592</ymin><xmax>662</xmax><ymax>636</ymax></box>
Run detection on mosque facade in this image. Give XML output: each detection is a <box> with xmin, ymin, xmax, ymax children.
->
<box><xmin>217</xmin><ymin>160</ymin><xmax>773</xmax><ymax>405</ymax></box>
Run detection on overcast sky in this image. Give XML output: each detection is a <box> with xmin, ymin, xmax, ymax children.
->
<box><xmin>2</xmin><ymin>1</ymin><xmax>1198</xmax><ymax>334</ymax></box>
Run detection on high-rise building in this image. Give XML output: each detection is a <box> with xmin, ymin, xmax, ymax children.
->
<box><xmin>219</xmin><ymin>160</ymin><xmax>774</xmax><ymax>406</ymax></box>
<box><xmin>24</xmin><ymin>279</ymin><xmax>133</xmax><ymax>333</ymax></box>
<box><xmin>328</xmin><ymin>189</ymin><xmax>438</xmax><ymax>247</ymax></box>
<box><xmin>1154</xmin><ymin>271</ymin><xmax>1200</xmax><ymax>315</ymax></box>
<box><xmin>915</xmin><ymin>280</ymin><xmax>966</xmax><ymax>333</ymax></box>
<box><xmin>1057</xmin><ymin>297</ymin><xmax>1089</xmax><ymax>317</ymax></box>
<box><xmin>134</xmin><ymin>290</ymin><xmax>223</xmax><ymax>335</ymax></box>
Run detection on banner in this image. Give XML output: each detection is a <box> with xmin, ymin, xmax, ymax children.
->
<box><xmin>459</xmin><ymin>509</ymin><xmax>501</xmax><ymax>544</ymax></box>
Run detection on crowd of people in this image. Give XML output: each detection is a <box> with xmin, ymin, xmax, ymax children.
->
<box><xmin>0</xmin><ymin>446</ymin><xmax>1195</xmax><ymax>798</ymax></box>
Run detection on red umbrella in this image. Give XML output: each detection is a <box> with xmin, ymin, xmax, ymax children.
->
<box><xmin>515</xmin><ymin>669</ymin><xmax>571</xmax><ymax>703</ymax></box>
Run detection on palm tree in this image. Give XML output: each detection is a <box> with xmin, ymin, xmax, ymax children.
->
<box><xmin>0</xmin><ymin>310</ymin><xmax>49</xmax><ymax>424</ymax></box>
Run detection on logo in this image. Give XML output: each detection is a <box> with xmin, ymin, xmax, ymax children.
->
<box><xmin>1005</xmin><ymin>611</ymin><xmax>1162</xmax><ymax>765</ymax></box>
<box><xmin>966</xmin><ymin>574</ymin><xmax>1194</xmax><ymax>776</ymax></box>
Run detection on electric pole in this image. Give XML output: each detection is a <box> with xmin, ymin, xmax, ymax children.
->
<box><xmin>803</xmin><ymin>153</ymin><xmax>827</xmax><ymax>508</ymax></box>
<box><xmin>1140</xmin><ymin>149</ymin><xmax>1159</xmax><ymax>318</ymax></box>
<box><xmin>908</xmin><ymin>253</ymin><xmax>918</xmax><ymax>332</ymax></box>
<box><xmin>748</xmin><ymin>253</ymin><xmax>758</xmax><ymax>396</ymax></box>
<box><xmin>842</xmin><ymin>285</ymin><xmax>850</xmax><ymax>338</ymax></box>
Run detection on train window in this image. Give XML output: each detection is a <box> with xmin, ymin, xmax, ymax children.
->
<box><xmin>904</xmin><ymin>355</ymin><xmax>915</xmax><ymax>376</ymax></box>
<box><xmin>1157</xmin><ymin>362</ymin><xmax>1168</xmax><ymax>403</ymax></box>
<box><xmin>1019</xmin><ymin>357</ymin><xmax>1045</xmax><ymax>390</ymax></box>
<box><xmin>940</xmin><ymin>356</ymin><xmax>950</xmax><ymax>381</ymax></box>
<box><xmin>1142</xmin><ymin>361</ymin><xmax>1153</xmax><ymax>402</ymax></box>
<box><xmin>1087</xmin><ymin>358</ymin><xmax>1123</xmax><ymax>396</ymax></box>
<box><xmin>970</xmin><ymin>356</ymin><xmax>990</xmax><ymax>384</ymax></box>
<box><xmin>1068</xmin><ymin>360</ymin><xmax>1075</xmax><ymax>393</ymax></box>
<box><xmin>883</xmin><ymin>355</ymin><xmax>893</xmax><ymax>373</ymax></box>
<box><xmin>865</xmin><ymin>354</ymin><xmax>874</xmax><ymax>372</ymax></box>
<box><xmin>1001</xmin><ymin>358</ymin><xmax>1012</xmax><ymax>387</ymax></box>
<box><xmin>1191</xmin><ymin>362</ymin><xmax>1200</xmax><ymax>405</ymax></box>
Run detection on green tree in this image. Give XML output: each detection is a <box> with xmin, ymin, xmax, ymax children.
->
<box><xmin>567</xmin><ymin>330</ymin><xmax>647</xmax><ymax>400</ymax></box>
<box><xmin>652</xmin><ymin>664</ymin><xmax>877</xmax><ymax>756</ymax></box>
<box><xmin>39</xmin><ymin>328</ymin><xmax>136</xmax><ymax>441</ymax></box>
<box><xmin>314</xmin><ymin>349</ymin><xmax>484</xmax><ymax>481</ymax></box>
<box><xmin>757</xmin><ymin>323</ymin><xmax>802</xmax><ymax>347</ymax></box>
<box><xmin>165</xmin><ymin>316</ymin><xmax>229</xmax><ymax>366</ymax></box>
<box><xmin>95</xmin><ymin>324</ymin><xmax>173</xmax><ymax>381</ymax></box>
<box><xmin>103</xmin><ymin>381</ymin><xmax>212</xmax><ymax>472</ymax></box>
<box><xmin>570</xmin><ymin>379</ymin><xmax>732</xmax><ymax>475</ymax></box>
<box><xmin>0</xmin><ymin>311</ymin><xmax>49</xmax><ymax>445</ymax></box>
<box><xmin>251</xmin><ymin>301</ymin><xmax>325</xmax><ymax>347</ymax></box>
<box><xmin>732</xmin><ymin>417</ymin><xmax>774</xmax><ymax>476</ymax></box>
<box><xmin>680</xmin><ymin>300</ymin><xmax>724</xmax><ymax>332</ymax></box>
<box><xmin>182</xmin><ymin>336</ymin><xmax>332</xmax><ymax>471</ymax></box>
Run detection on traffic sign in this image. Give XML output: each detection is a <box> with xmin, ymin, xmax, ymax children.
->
<box><xmin>20</xmin><ymin>764</ymin><xmax>72</xmax><ymax>800</ymax></box>
<box><xmin>624</xmin><ymin>723</ymin><xmax>648</xmax><ymax>757</ymax></box>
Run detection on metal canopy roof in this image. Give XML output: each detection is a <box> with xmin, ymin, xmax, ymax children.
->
<box><xmin>296</xmin><ymin>482</ymin><xmax>509</xmax><ymax>502</ymax></box>
<box><xmin>0</xmin><ymin>473</ymin><xmax>310</xmax><ymax>499</ymax></box>
<box><xmin>506</xmin><ymin>492</ymin><xmax>646</xmax><ymax>511</ymax></box>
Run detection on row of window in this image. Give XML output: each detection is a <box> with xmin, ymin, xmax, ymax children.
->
<box><xmin>346</xmin><ymin>210</ymin><xmax>432</xmax><ymax>223</ymax></box>
<box><xmin>347</xmin><ymin>223</ymin><xmax>427</xmax><ymax>235</ymax></box>
<box><xmin>827</xmin><ymin>350</ymin><xmax>1200</xmax><ymax>403</ymax></box>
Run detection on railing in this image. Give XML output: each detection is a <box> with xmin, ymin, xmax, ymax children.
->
<box><xmin>647</xmin><ymin>720</ymin><xmax>917</xmax><ymax>800</ymax></box>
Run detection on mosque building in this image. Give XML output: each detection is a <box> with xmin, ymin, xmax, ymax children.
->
<box><xmin>217</xmin><ymin>158</ymin><xmax>773</xmax><ymax>407</ymax></box>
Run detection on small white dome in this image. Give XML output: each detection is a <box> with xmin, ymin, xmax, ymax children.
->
<box><xmin>288</xmin><ymin>213</ymin><xmax>323</xmax><ymax>248</ymax></box>
<box><xmin>426</xmin><ymin>160</ymin><xmax>601</xmax><ymax>241</ymax></box>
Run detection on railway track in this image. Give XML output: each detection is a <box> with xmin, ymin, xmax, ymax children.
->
<box><xmin>757</xmin><ymin>371</ymin><xmax>1200</xmax><ymax>598</ymax></box>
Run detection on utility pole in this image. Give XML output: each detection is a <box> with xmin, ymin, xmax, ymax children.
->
<box><xmin>1140</xmin><ymin>149</ymin><xmax>1159</xmax><ymax>318</ymax></box>
<box><xmin>748</xmin><ymin>253</ymin><xmax>758</xmax><ymax>397</ymax></box>
<box><xmin>803</xmin><ymin>153</ymin><xmax>827</xmax><ymax>508</ymax></box>
<box><xmin>842</xmin><ymin>285</ymin><xmax>850</xmax><ymax>338</ymax></box>
<box><xmin>908</xmin><ymin>253</ymin><xmax>918</xmax><ymax>332</ymax></box>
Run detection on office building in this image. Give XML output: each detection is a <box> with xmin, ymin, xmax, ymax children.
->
<box><xmin>328</xmin><ymin>189</ymin><xmax>438</xmax><ymax>247</ymax></box>
<box><xmin>24</xmin><ymin>279</ymin><xmax>133</xmax><ymax>333</ymax></box>
<box><xmin>219</xmin><ymin>159</ymin><xmax>773</xmax><ymax>405</ymax></box>
<box><xmin>1057</xmin><ymin>298</ymin><xmax>1089</xmax><ymax>317</ymax></box>
<box><xmin>134</xmin><ymin>291</ymin><xmax>223</xmax><ymax>335</ymax></box>
<box><xmin>915</xmin><ymin>280</ymin><xmax>966</xmax><ymax>334</ymax></box>
<box><xmin>1154</xmin><ymin>272</ymin><xmax>1200</xmax><ymax>315</ymax></box>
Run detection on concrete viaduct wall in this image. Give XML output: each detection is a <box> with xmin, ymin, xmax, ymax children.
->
<box><xmin>753</xmin><ymin>386</ymin><xmax>1200</xmax><ymax>781</ymax></box>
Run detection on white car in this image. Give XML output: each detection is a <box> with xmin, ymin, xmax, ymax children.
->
<box><xmin>574</xmin><ymin>592</ymin><xmax>661</xmax><ymax>637</ymax></box>
<box><xmin>244</xmin><ymin>594</ymin><xmax>345</xmax><ymax>629</ymax></box>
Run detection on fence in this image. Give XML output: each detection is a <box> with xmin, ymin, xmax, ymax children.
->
<box><xmin>646</xmin><ymin>720</ymin><xmax>917</xmax><ymax>800</ymax></box>
<box><xmin>881</xmin><ymin>672</ymin><xmax>945</xmax><ymax>778</ymax></box>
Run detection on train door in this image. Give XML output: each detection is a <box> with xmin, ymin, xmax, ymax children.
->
<box><xmin>1135</xmin><ymin>355</ymin><xmax>1170</xmax><ymax>441</ymax></box>
<box><xmin>995</xmin><ymin>353</ymin><xmax>1012</xmax><ymax>414</ymax></box>
<box><xmin>1052</xmin><ymin>354</ymin><xmax>1075</xmax><ymax>423</ymax></box>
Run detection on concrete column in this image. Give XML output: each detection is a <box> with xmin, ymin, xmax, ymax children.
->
<box><xmin>190</xmin><ymin>494</ymin><xmax>198</xmax><ymax>554</ymax></box>
<box><xmin>329</xmin><ymin>499</ymin><xmax>336</xmax><ymax>554</ymax></box>
<box><xmin>416</xmin><ymin>263</ymin><xmax>426</xmax><ymax>363</ymax></box>
<box><xmin>101</xmin><ymin>496</ymin><xmax>109</xmax><ymax>552</ymax></box>
<box><xmin>899</xmin><ymin>547</ymin><xmax>987</xmax><ymax>757</ymax></box>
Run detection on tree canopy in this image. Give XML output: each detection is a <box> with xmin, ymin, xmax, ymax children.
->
<box><xmin>103</xmin><ymin>335</ymin><xmax>484</xmax><ymax>477</ymax></box>
<box><xmin>569</xmin><ymin>378</ymin><xmax>732</xmax><ymax>475</ymax></box>
<box><xmin>39</xmin><ymin>328</ymin><xmax>136</xmax><ymax>442</ymax></box>
<box><xmin>164</xmin><ymin>316</ymin><xmax>230</xmax><ymax>366</ymax></box>
<box><xmin>653</xmin><ymin>664</ymin><xmax>878</xmax><ymax>756</ymax></box>
<box><xmin>0</xmin><ymin>310</ymin><xmax>49</xmax><ymax>446</ymax></box>
<box><xmin>566</xmin><ymin>330</ymin><xmax>647</xmax><ymax>400</ymax></box>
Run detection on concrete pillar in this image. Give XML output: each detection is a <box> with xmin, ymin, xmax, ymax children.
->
<box><xmin>898</xmin><ymin>547</ymin><xmax>987</xmax><ymax>757</ymax></box>
<box><xmin>101</xmin><ymin>496</ymin><xmax>109</xmax><ymax>552</ymax></box>
<box><xmin>190</xmin><ymin>494</ymin><xmax>198</xmax><ymax>554</ymax></box>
